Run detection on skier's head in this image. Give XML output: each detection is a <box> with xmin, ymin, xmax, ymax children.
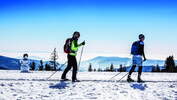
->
<box><xmin>23</xmin><ymin>54</ymin><xmax>28</xmax><ymax>59</ymax></box>
<box><xmin>72</xmin><ymin>31</ymin><xmax>80</xmax><ymax>39</ymax></box>
<box><xmin>139</xmin><ymin>34</ymin><xmax>145</xmax><ymax>41</ymax></box>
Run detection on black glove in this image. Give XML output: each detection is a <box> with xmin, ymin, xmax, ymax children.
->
<box><xmin>81</xmin><ymin>41</ymin><xmax>85</xmax><ymax>45</ymax></box>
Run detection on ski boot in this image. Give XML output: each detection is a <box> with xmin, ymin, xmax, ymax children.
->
<box><xmin>137</xmin><ymin>78</ymin><xmax>144</xmax><ymax>83</ymax></box>
<box><xmin>127</xmin><ymin>75</ymin><xmax>135</xmax><ymax>82</ymax></box>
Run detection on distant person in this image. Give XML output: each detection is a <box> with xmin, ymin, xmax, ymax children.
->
<box><xmin>20</xmin><ymin>54</ymin><xmax>30</xmax><ymax>73</ymax></box>
<box><xmin>61</xmin><ymin>31</ymin><xmax>85</xmax><ymax>82</ymax></box>
<box><xmin>127</xmin><ymin>34</ymin><xmax>146</xmax><ymax>82</ymax></box>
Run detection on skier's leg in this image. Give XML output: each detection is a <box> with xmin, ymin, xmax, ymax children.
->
<box><xmin>72</xmin><ymin>56</ymin><xmax>78</xmax><ymax>81</ymax></box>
<box><xmin>138</xmin><ymin>66</ymin><xmax>142</xmax><ymax>79</ymax></box>
<box><xmin>128</xmin><ymin>65</ymin><xmax>136</xmax><ymax>78</ymax></box>
<box><xmin>128</xmin><ymin>56</ymin><xmax>137</xmax><ymax>78</ymax></box>
<box><xmin>137</xmin><ymin>57</ymin><xmax>144</xmax><ymax>82</ymax></box>
<box><xmin>61</xmin><ymin>55</ymin><xmax>72</xmax><ymax>79</ymax></box>
<box><xmin>61</xmin><ymin>65</ymin><xmax>72</xmax><ymax>79</ymax></box>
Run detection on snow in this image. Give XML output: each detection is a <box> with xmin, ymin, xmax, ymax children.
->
<box><xmin>0</xmin><ymin>70</ymin><xmax>177</xmax><ymax>100</ymax></box>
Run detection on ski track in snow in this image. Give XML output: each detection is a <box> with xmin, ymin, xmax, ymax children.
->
<box><xmin>0</xmin><ymin>70</ymin><xmax>177</xmax><ymax>100</ymax></box>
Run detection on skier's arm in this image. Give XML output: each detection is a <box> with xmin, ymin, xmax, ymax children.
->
<box><xmin>78</xmin><ymin>41</ymin><xmax>85</xmax><ymax>46</ymax></box>
<box><xmin>142</xmin><ymin>45</ymin><xmax>146</xmax><ymax>61</ymax></box>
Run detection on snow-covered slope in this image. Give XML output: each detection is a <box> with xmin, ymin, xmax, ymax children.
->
<box><xmin>0</xmin><ymin>56</ymin><xmax>20</xmax><ymax>70</ymax></box>
<box><xmin>0</xmin><ymin>70</ymin><xmax>177</xmax><ymax>100</ymax></box>
<box><xmin>0</xmin><ymin>56</ymin><xmax>42</xmax><ymax>70</ymax></box>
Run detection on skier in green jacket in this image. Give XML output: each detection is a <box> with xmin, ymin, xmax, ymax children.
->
<box><xmin>61</xmin><ymin>31</ymin><xmax>85</xmax><ymax>82</ymax></box>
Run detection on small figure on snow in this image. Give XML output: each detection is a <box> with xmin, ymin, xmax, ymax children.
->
<box><xmin>127</xmin><ymin>34</ymin><xmax>147</xmax><ymax>83</ymax></box>
<box><xmin>61</xmin><ymin>31</ymin><xmax>85</xmax><ymax>82</ymax></box>
<box><xmin>20</xmin><ymin>54</ymin><xmax>30</xmax><ymax>73</ymax></box>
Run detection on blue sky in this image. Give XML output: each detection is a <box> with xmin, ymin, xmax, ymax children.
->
<box><xmin>0</xmin><ymin>0</ymin><xmax>177</xmax><ymax>61</ymax></box>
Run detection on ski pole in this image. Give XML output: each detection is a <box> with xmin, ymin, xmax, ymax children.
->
<box><xmin>117</xmin><ymin>72</ymin><xmax>129</xmax><ymax>82</ymax></box>
<box><xmin>109</xmin><ymin>72</ymin><xmax>122</xmax><ymax>80</ymax></box>
<box><xmin>78</xmin><ymin>45</ymin><xmax>84</xmax><ymax>70</ymax></box>
<box><xmin>46</xmin><ymin>61</ymin><xmax>67</xmax><ymax>80</ymax></box>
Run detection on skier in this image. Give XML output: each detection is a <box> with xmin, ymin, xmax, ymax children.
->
<box><xmin>61</xmin><ymin>31</ymin><xmax>85</xmax><ymax>82</ymax></box>
<box><xmin>20</xmin><ymin>54</ymin><xmax>31</xmax><ymax>73</ymax></box>
<box><xmin>127</xmin><ymin>34</ymin><xmax>146</xmax><ymax>82</ymax></box>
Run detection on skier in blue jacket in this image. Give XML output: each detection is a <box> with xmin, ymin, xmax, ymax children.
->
<box><xmin>127</xmin><ymin>34</ymin><xmax>146</xmax><ymax>82</ymax></box>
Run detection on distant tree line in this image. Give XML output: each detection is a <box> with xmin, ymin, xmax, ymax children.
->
<box><xmin>29</xmin><ymin>60</ymin><xmax>60</xmax><ymax>71</ymax></box>
<box><xmin>88</xmin><ymin>63</ymin><xmax>126</xmax><ymax>72</ymax></box>
<box><xmin>88</xmin><ymin>56</ymin><xmax>177</xmax><ymax>73</ymax></box>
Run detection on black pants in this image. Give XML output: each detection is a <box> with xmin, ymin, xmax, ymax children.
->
<box><xmin>61</xmin><ymin>54</ymin><xmax>78</xmax><ymax>80</ymax></box>
<box><xmin>128</xmin><ymin>65</ymin><xmax>142</xmax><ymax>78</ymax></box>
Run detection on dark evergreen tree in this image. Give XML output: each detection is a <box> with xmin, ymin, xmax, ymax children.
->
<box><xmin>97</xmin><ymin>68</ymin><xmax>102</xmax><ymax>72</ymax></box>
<box><xmin>88</xmin><ymin>63</ymin><xmax>93</xmax><ymax>72</ymax></box>
<box><xmin>156</xmin><ymin>64</ymin><xmax>161</xmax><ymax>72</ymax></box>
<box><xmin>152</xmin><ymin>65</ymin><xmax>156</xmax><ymax>72</ymax></box>
<box><xmin>110</xmin><ymin>63</ymin><xmax>114</xmax><ymax>72</ymax></box>
<box><xmin>39</xmin><ymin>60</ymin><xmax>43</xmax><ymax>71</ymax></box>
<box><xmin>165</xmin><ymin>56</ymin><xmax>175</xmax><ymax>72</ymax></box>
<box><xmin>122</xmin><ymin>65</ymin><xmax>126</xmax><ymax>72</ymax></box>
<box><xmin>175</xmin><ymin>65</ymin><xmax>177</xmax><ymax>72</ymax></box>
<box><xmin>45</xmin><ymin>63</ymin><xmax>51</xmax><ymax>71</ymax></box>
<box><xmin>30</xmin><ymin>62</ymin><xmax>35</xmax><ymax>71</ymax></box>
<box><xmin>50</xmin><ymin>48</ymin><xmax>58</xmax><ymax>71</ymax></box>
<box><xmin>119</xmin><ymin>64</ymin><xmax>123</xmax><ymax>72</ymax></box>
<box><xmin>105</xmin><ymin>67</ymin><xmax>109</xmax><ymax>72</ymax></box>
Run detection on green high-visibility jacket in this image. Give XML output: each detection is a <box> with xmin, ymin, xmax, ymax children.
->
<box><xmin>69</xmin><ymin>40</ymin><xmax>82</xmax><ymax>56</ymax></box>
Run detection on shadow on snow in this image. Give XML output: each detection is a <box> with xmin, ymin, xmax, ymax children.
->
<box><xmin>49</xmin><ymin>81</ymin><xmax>70</xmax><ymax>89</ymax></box>
<box><xmin>130</xmin><ymin>83</ymin><xmax>148</xmax><ymax>91</ymax></box>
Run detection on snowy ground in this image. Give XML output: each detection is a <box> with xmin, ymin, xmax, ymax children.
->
<box><xmin>0</xmin><ymin>70</ymin><xmax>177</xmax><ymax>100</ymax></box>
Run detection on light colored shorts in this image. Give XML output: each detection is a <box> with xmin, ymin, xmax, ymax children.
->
<box><xmin>132</xmin><ymin>55</ymin><xmax>143</xmax><ymax>66</ymax></box>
